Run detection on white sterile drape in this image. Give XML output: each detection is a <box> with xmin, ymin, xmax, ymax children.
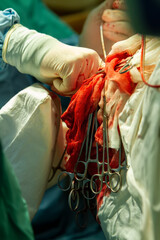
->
<box><xmin>98</xmin><ymin>60</ymin><xmax>160</xmax><ymax>240</ymax></box>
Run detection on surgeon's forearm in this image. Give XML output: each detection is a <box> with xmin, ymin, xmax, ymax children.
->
<box><xmin>2</xmin><ymin>24</ymin><xmax>56</xmax><ymax>82</ymax></box>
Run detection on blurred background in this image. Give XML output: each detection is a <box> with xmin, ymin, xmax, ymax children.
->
<box><xmin>43</xmin><ymin>0</ymin><xmax>104</xmax><ymax>33</ymax></box>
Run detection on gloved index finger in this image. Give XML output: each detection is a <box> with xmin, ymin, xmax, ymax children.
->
<box><xmin>102</xmin><ymin>9</ymin><xmax>129</xmax><ymax>22</ymax></box>
<box><xmin>103</xmin><ymin>20</ymin><xmax>134</xmax><ymax>36</ymax></box>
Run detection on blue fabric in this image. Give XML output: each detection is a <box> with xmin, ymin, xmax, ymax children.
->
<box><xmin>0</xmin><ymin>8</ymin><xmax>19</xmax><ymax>35</ymax></box>
<box><xmin>32</xmin><ymin>184</ymin><xmax>106</xmax><ymax>240</ymax></box>
<box><xmin>0</xmin><ymin>65</ymin><xmax>38</xmax><ymax>108</ymax></box>
<box><xmin>0</xmin><ymin>8</ymin><xmax>20</xmax><ymax>72</ymax></box>
<box><xmin>0</xmin><ymin>9</ymin><xmax>36</xmax><ymax>108</ymax></box>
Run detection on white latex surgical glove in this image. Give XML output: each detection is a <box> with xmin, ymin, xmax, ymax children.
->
<box><xmin>79</xmin><ymin>0</ymin><xmax>134</xmax><ymax>59</ymax></box>
<box><xmin>2</xmin><ymin>24</ymin><xmax>102</xmax><ymax>95</ymax></box>
<box><xmin>79</xmin><ymin>0</ymin><xmax>115</xmax><ymax>59</ymax></box>
<box><xmin>102</xmin><ymin>0</ymin><xmax>134</xmax><ymax>42</ymax></box>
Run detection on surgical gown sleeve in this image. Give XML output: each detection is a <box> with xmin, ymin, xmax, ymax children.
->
<box><xmin>0</xmin><ymin>8</ymin><xmax>20</xmax><ymax>71</ymax></box>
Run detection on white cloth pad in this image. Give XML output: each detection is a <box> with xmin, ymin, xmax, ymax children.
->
<box><xmin>0</xmin><ymin>83</ymin><xmax>65</xmax><ymax>219</ymax></box>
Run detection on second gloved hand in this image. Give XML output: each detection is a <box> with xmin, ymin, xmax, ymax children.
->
<box><xmin>102</xmin><ymin>0</ymin><xmax>134</xmax><ymax>42</ymax></box>
<box><xmin>40</xmin><ymin>39</ymin><xmax>102</xmax><ymax>95</ymax></box>
<box><xmin>102</xmin><ymin>9</ymin><xmax>134</xmax><ymax>42</ymax></box>
<box><xmin>3</xmin><ymin>24</ymin><xmax>102</xmax><ymax>95</ymax></box>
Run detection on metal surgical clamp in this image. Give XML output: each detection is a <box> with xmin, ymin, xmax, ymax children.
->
<box><xmin>74</xmin><ymin>108</ymin><xmax>100</xmax><ymax>199</ymax></box>
<box><xmin>119</xmin><ymin>56</ymin><xmax>135</xmax><ymax>74</ymax></box>
<box><xmin>48</xmin><ymin>145</ymin><xmax>67</xmax><ymax>182</ymax></box>
<box><xmin>90</xmin><ymin>95</ymin><xmax>122</xmax><ymax>194</ymax></box>
<box><xmin>58</xmin><ymin>170</ymin><xmax>96</xmax><ymax>228</ymax></box>
<box><xmin>102</xmin><ymin>95</ymin><xmax>122</xmax><ymax>192</ymax></box>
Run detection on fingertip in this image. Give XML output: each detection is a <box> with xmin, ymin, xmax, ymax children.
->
<box><xmin>103</xmin><ymin>30</ymin><xmax>127</xmax><ymax>42</ymax></box>
<box><xmin>102</xmin><ymin>9</ymin><xmax>112</xmax><ymax>22</ymax></box>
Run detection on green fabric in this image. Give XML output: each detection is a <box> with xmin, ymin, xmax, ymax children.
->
<box><xmin>0</xmin><ymin>142</ymin><xmax>34</xmax><ymax>240</ymax></box>
<box><xmin>0</xmin><ymin>0</ymin><xmax>75</xmax><ymax>39</ymax></box>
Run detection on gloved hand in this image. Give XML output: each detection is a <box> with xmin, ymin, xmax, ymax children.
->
<box><xmin>79</xmin><ymin>0</ymin><xmax>134</xmax><ymax>59</ymax></box>
<box><xmin>102</xmin><ymin>0</ymin><xmax>134</xmax><ymax>42</ymax></box>
<box><xmin>79</xmin><ymin>0</ymin><xmax>114</xmax><ymax>59</ymax></box>
<box><xmin>3</xmin><ymin>24</ymin><xmax>102</xmax><ymax>95</ymax></box>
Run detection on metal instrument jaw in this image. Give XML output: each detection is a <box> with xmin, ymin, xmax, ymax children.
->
<box><xmin>48</xmin><ymin>145</ymin><xmax>67</xmax><ymax>182</ymax></box>
<box><xmin>101</xmin><ymin>94</ymin><xmax>123</xmax><ymax>193</ymax></box>
<box><xmin>118</xmin><ymin>56</ymin><xmax>135</xmax><ymax>74</ymax></box>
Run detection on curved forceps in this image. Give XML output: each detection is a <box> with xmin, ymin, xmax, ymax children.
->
<box><xmin>48</xmin><ymin>145</ymin><xmax>67</xmax><ymax>182</ymax></box>
<box><xmin>103</xmin><ymin>98</ymin><xmax>122</xmax><ymax>193</ymax></box>
<box><xmin>74</xmin><ymin>109</ymin><xmax>99</xmax><ymax>183</ymax></box>
<box><xmin>90</xmin><ymin>95</ymin><xmax>122</xmax><ymax>194</ymax></box>
<box><xmin>58</xmin><ymin>171</ymin><xmax>81</xmax><ymax>211</ymax></box>
<box><xmin>58</xmin><ymin>171</ymin><xmax>96</xmax><ymax>211</ymax></box>
<box><xmin>58</xmin><ymin>171</ymin><xmax>76</xmax><ymax>191</ymax></box>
